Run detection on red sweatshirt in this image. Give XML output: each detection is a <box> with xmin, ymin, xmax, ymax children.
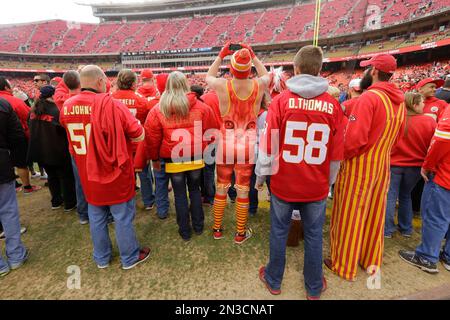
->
<box><xmin>137</xmin><ymin>84</ymin><xmax>157</xmax><ymax>100</ymax></box>
<box><xmin>54</xmin><ymin>81</ymin><xmax>70</xmax><ymax>110</ymax></box>
<box><xmin>344</xmin><ymin>82</ymin><xmax>405</xmax><ymax>160</ymax></box>
<box><xmin>423</xmin><ymin>106</ymin><xmax>450</xmax><ymax>190</ymax></box>
<box><xmin>423</xmin><ymin>96</ymin><xmax>448</xmax><ymax>122</ymax></box>
<box><xmin>0</xmin><ymin>91</ymin><xmax>30</xmax><ymax>139</ymax></box>
<box><xmin>201</xmin><ymin>91</ymin><xmax>222</xmax><ymax>125</ymax></box>
<box><xmin>390</xmin><ymin>114</ymin><xmax>436</xmax><ymax>167</ymax></box>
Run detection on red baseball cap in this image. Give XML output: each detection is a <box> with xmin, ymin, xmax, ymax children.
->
<box><xmin>141</xmin><ymin>69</ymin><xmax>154</xmax><ymax>80</ymax></box>
<box><xmin>155</xmin><ymin>73</ymin><xmax>169</xmax><ymax>94</ymax></box>
<box><xmin>416</xmin><ymin>78</ymin><xmax>445</xmax><ymax>90</ymax></box>
<box><xmin>360</xmin><ymin>54</ymin><xmax>397</xmax><ymax>74</ymax></box>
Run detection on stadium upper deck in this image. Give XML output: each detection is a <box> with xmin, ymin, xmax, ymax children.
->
<box><xmin>0</xmin><ymin>0</ymin><xmax>448</xmax><ymax>56</ymax></box>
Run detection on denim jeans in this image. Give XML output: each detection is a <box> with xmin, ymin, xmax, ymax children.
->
<box><xmin>385</xmin><ymin>166</ymin><xmax>421</xmax><ymax>236</ymax></box>
<box><xmin>0</xmin><ymin>181</ymin><xmax>28</xmax><ymax>272</ymax></box>
<box><xmin>88</xmin><ymin>198</ymin><xmax>140</xmax><ymax>267</ymax></box>
<box><xmin>138</xmin><ymin>164</ymin><xmax>155</xmax><ymax>207</ymax></box>
<box><xmin>71</xmin><ymin>157</ymin><xmax>89</xmax><ymax>222</ymax></box>
<box><xmin>249</xmin><ymin>165</ymin><xmax>271</xmax><ymax>215</ymax></box>
<box><xmin>201</xmin><ymin>162</ymin><xmax>216</xmax><ymax>204</ymax></box>
<box><xmin>265</xmin><ymin>193</ymin><xmax>326</xmax><ymax>297</ymax></box>
<box><xmin>154</xmin><ymin>160</ymin><xmax>170</xmax><ymax>218</ymax></box>
<box><xmin>169</xmin><ymin>169</ymin><xmax>204</xmax><ymax>239</ymax></box>
<box><xmin>416</xmin><ymin>178</ymin><xmax>450</xmax><ymax>264</ymax></box>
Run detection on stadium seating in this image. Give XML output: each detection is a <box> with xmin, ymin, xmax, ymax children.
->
<box><xmin>0</xmin><ymin>1</ymin><xmax>448</xmax><ymax>54</ymax></box>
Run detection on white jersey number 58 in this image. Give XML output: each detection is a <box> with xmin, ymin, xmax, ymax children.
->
<box><xmin>282</xmin><ymin>121</ymin><xmax>330</xmax><ymax>165</ymax></box>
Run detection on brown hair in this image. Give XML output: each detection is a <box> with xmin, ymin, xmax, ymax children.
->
<box><xmin>404</xmin><ymin>92</ymin><xmax>423</xmax><ymax>113</ymax></box>
<box><xmin>117</xmin><ymin>69</ymin><xmax>137</xmax><ymax>90</ymax></box>
<box><xmin>293</xmin><ymin>45</ymin><xmax>323</xmax><ymax>76</ymax></box>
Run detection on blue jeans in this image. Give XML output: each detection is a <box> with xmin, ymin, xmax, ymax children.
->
<box><xmin>416</xmin><ymin>179</ymin><xmax>450</xmax><ymax>264</ymax></box>
<box><xmin>249</xmin><ymin>165</ymin><xmax>271</xmax><ymax>215</ymax></box>
<box><xmin>71</xmin><ymin>157</ymin><xmax>89</xmax><ymax>222</ymax></box>
<box><xmin>385</xmin><ymin>166</ymin><xmax>421</xmax><ymax>236</ymax></box>
<box><xmin>202</xmin><ymin>162</ymin><xmax>216</xmax><ymax>204</ymax></box>
<box><xmin>0</xmin><ymin>181</ymin><xmax>28</xmax><ymax>272</ymax></box>
<box><xmin>88</xmin><ymin>198</ymin><xmax>140</xmax><ymax>267</ymax></box>
<box><xmin>169</xmin><ymin>169</ymin><xmax>204</xmax><ymax>239</ymax></box>
<box><xmin>154</xmin><ymin>160</ymin><xmax>170</xmax><ymax>218</ymax></box>
<box><xmin>138</xmin><ymin>164</ymin><xmax>155</xmax><ymax>207</ymax></box>
<box><xmin>265</xmin><ymin>193</ymin><xmax>326</xmax><ymax>297</ymax></box>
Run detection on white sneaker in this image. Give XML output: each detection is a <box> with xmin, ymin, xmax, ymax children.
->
<box><xmin>31</xmin><ymin>172</ymin><xmax>41</xmax><ymax>179</ymax></box>
<box><xmin>40</xmin><ymin>174</ymin><xmax>48</xmax><ymax>180</ymax></box>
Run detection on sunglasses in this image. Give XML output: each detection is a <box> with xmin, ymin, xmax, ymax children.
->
<box><xmin>34</xmin><ymin>79</ymin><xmax>45</xmax><ymax>82</ymax></box>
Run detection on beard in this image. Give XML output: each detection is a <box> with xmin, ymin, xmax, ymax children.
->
<box><xmin>360</xmin><ymin>71</ymin><xmax>373</xmax><ymax>91</ymax></box>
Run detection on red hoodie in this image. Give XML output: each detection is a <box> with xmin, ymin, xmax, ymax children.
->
<box><xmin>0</xmin><ymin>91</ymin><xmax>30</xmax><ymax>139</ymax></box>
<box><xmin>423</xmin><ymin>106</ymin><xmax>450</xmax><ymax>190</ymax></box>
<box><xmin>134</xmin><ymin>93</ymin><xmax>219</xmax><ymax>169</ymax></box>
<box><xmin>390</xmin><ymin>114</ymin><xmax>436</xmax><ymax>167</ymax></box>
<box><xmin>423</xmin><ymin>96</ymin><xmax>448</xmax><ymax>122</ymax></box>
<box><xmin>54</xmin><ymin>81</ymin><xmax>70</xmax><ymax>110</ymax></box>
<box><xmin>344</xmin><ymin>82</ymin><xmax>405</xmax><ymax>160</ymax></box>
<box><xmin>137</xmin><ymin>84</ymin><xmax>157</xmax><ymax>100</ymax></box>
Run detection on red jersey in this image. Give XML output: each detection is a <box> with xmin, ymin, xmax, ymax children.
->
<box><xmin>423</xmin><ymin>106</ymin><xmax>450</xmax><ymax>190</ymax></box>
<box><xmin>390</xmin><ymin>114</ymin><xmax>436</xmax><ymax>167</ymax></box>
<box><xmin>345</xmin><ymin>82</ymin><xmax>405</xmax><ymax>160</ymax></box>
<box><xmin>60</xmin><ymin>90</ymin><xmax>144</xmax><ymax>206</ymax></box>
<box><xmin>112</xmin><ymin>89</ymin><xmax>151</xmax><ymax>125</ymax></box>
<box><xmin>423</xmin><ymin>96</ymin><xmax>448</xmax><ymax>122</ymax></box>
<box><xmin>262</xmin><ymin>89</ymin><xmax>344</xmax><ymax>202</ymax></box>
<box><xmin>137</xmin><ymin>84</ymin><xmax>157</xmax><ymax>100</ymax></box>
<box><xmin>148</xmin><ymin>97</ymin><xmax>160</xmax><ymax>111</ymax></box>
<box><xmin>342</xmin><ymin>97</ymin><xmax>359</xmax><ymax>118</ymax></box>
<box><xmin>0</xmin><ymin>91</ymin><xmax>30</xmax><ymax>139</ymax></box>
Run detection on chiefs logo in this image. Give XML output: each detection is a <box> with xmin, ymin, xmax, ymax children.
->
<box><xmin>431</xmin><ymin>106</ymin><xmax>439</xmax><ymax>113</ymax></box>
<box><xmin>349</xmin><ymin>115</ymin><xmax>357</xmax><ymax>122</ymax></box>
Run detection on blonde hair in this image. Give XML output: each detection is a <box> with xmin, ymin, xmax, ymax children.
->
<box><xmin>159</xmin><ymin>71</ymin><xmax>190</xmax><ymax>119</ymax></box>
<box><xmin>327</xmin><ymin>86</ymin><xmax>340</xmax><ymax>100</ymax></box>
<box><xmin>404</xmin><ymin>92</ymin><xmax>423</xmax><ymax>114</ymax></box>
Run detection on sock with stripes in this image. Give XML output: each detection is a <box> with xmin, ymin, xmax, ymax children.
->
<box><xmin>213</xmin><ymin>194</ymin><xmax>227</xmax><ymax>231</ymax></box>
<box><xmin>236</xmin><ymin>197</ymin><xmax>249</xmax><ymax>235</ymax></box>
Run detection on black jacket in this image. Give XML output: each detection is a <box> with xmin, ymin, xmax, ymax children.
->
<box><xmin>0</xmin><ymin>98</ymin><xmax>27</xmax><ymax>184</ymax></box>
<box><xmin>27</xmin><ymin>99</ymin><xmax>71</xmax><ymax>166</ymax></box>
<box><xmin>435</xmin><ymin>88</ymin><xmax>450</xmax><ymax>104</ymax></box>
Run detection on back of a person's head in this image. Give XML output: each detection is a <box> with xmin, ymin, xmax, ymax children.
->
<box><xmin>0</xmin><ymin>76</ymin><xmax>11</xmax><ymax>91</ymax></box>
<box><xmin>293</xmin><ymin>45</ymin><xmax>323</xmax><ymax>76</ymax></box>
<box><xmin>160</xmin><ymin>71</ymin><xmax>190</xmax><ymax>119</ymax></box>
<box><xmin>63</xmin><ymin>71</ymin><xmax>81</xmax><ymax>91</ymax></box>
<box><xmin>404</xmin><ymin>92</ymin><xmax>423</xmax><ymax>113</ymax></box>
<box><xmin>190</xmin><ymin>84</ymin><xmax>204</xmax><ymax>99</ymax></box>
<box><xmin>117</xmin><ymin>69</ymin><xmax>137</xmax><ymax>91</ymax></box>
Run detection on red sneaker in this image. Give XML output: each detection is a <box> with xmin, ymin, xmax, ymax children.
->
<box><xmin>306</xmin><ymin>277</ymin><xmax>327</xmax><ymax>300</ymax></box>
<box><xmin>23</xmin><ymin>185</ymin><xmax>42</xmax><ymax>195</ymax></box>
<box><xmin>122</xmin><ymin>247</ymin><xmax>151</xmax><ymax>270</ymax></box>
<box><xmin>234</xmin><ymin>228</ymin><xmax>253</xmax><ymax>244</ymax></box>
<box><xmin>259</xmin><ymin>266</ymin><xmax>281</xmax><ymax>295</ymax></box>
<box><xmin>213</xmin><ymin>228</ymin><xmax>223</xmax><ymax>240</ymax></box>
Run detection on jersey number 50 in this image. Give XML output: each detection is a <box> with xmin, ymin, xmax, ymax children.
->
<box><xmin>282</xmin><ymin>121</ymin><xmax>330</xmax><ymax>165</ymax></box>
<box><xmin>67</xmin><ymin>123</ymin><xmax>92</xmax><ymax>156</ymax></box>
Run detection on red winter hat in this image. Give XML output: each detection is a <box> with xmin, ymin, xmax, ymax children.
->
<box><xmin>230</xmin><ymin>49</ymin><xmax>252</xmax><ymax>79</ymax></box>
<box><xmin>156</xmin><ymin>73</ymin><xmax>169</xmax><ymax>94</ymax></box>
<box><xmin>360</xmin><ymin>54</ymin><xmax>397</xmax><ymax>74</ymax></box>
<box><xmin>416</xmin><ymin>78</ymin><xmax>445</xmax><ymax>90</ymax></box>
<box><xmin>141</xmin><ymin>69</ymin><xmax>154</xmax><ymax>80</ymax></box>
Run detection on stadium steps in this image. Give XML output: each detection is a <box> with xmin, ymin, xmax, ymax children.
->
<box><xmin>167</xmin><ymin>20</ymin><xmax>190</xmax><ymax>50</ymax></box>
<box><xmin>329</xmin><ymin>0</ymin><xmax>364</xmax><ymax>37</ymax></box>
<box><xmin>23</xmin><ymin>24</ymin><xmax>38</xmax><ymax>52</ymax></box>
<box><xmin>119</xmin><ymin>23</ymin><xmax>147</xmax><ymax>52</ymax></box>
<box><xmin>219</xmin><ymin>14</ymin><xmax>241</xmax><ymax>46</ymax></box>
<box><xmin>245</xmin><ymin>10</ymin><xmax>266</xmax><ymax>43</ymax></box>
<box><xmin>270</xmin><ymin>5</ymin><xmax>295</xmax><ymax>44</ymax></box>
<box><xmin>50</xmin><ymin>26</ymin><xmax>71</xmax><ymax>54</ymax></box>
<box><xmin>96</xmin><ymin>23</ymin><xmax>127</xmax><ymax>53</ymax></box>
<box><xmin>73</xmin><ymin>24</ymin><xmax>99</xmax><ymax>53</ymax></box>
<box><xmin>191</xmin><ymin>16</ymin><xmax>216</xmax><ymax>49</ymax></box>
